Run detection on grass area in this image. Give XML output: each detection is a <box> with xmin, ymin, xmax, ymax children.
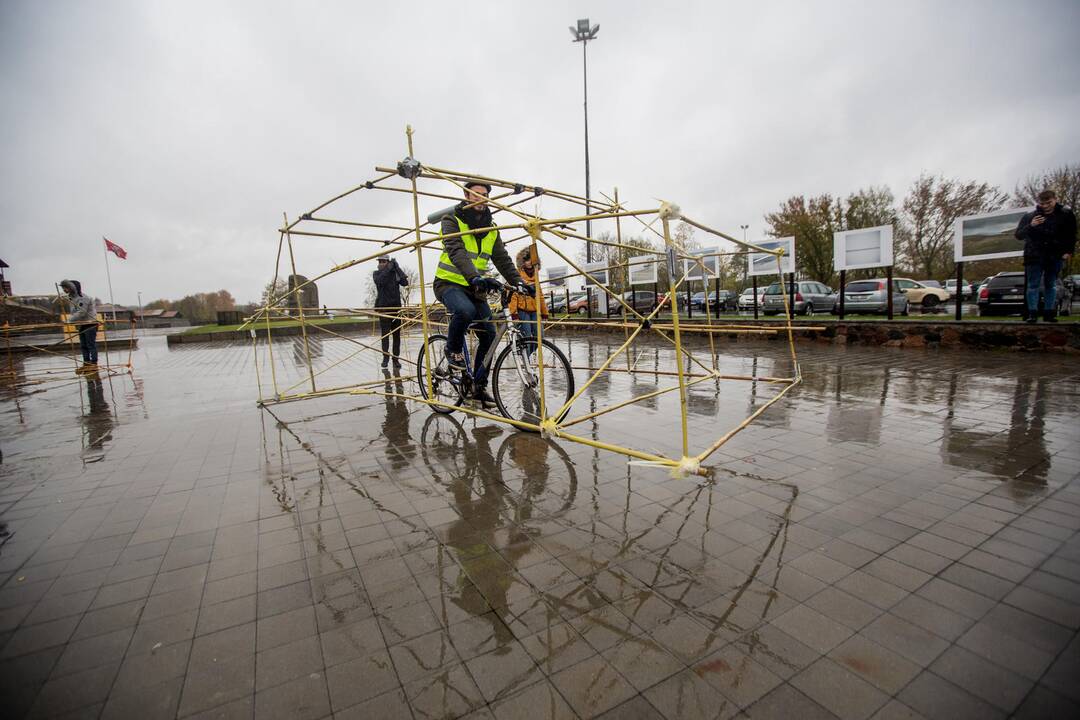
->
<box><xmin>181</xmin><ymin>315</ymin><xmax>375</xmax><ymax>335</ymax></box>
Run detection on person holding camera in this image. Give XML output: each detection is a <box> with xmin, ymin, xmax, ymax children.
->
<box><xmin>433</xmin><ymin>180</ymin><xmax>528</xmax><ymax>407</ymax></box>
<box><xmin>1015</xmin><ymin>189</ymin><xmax>1076</xmax><ymax>323</ymax></box>
<box><xmin>373</xmin><ymin>256</ymin><xmax>408</xmax><ymax>367</ymax></box>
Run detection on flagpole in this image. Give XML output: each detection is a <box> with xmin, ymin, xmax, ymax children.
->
<box><xmin>103</xmin><ymin>238</ymin><xmax>116</xmax><ymax>323</ymax></box>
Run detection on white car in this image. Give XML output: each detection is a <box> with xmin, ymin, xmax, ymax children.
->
<box><xmin>737</xmin><ymin>288</ymin><xmax>764</xmax><ymax>310</ymax></box>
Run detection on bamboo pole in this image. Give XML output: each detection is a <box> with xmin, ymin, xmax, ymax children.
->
<box><xmin>405</xmin><ymin>126</ymin><xmax>436</xmax><ymax>401</ymax></box>
<box><xmin>661</xmin><ymin>213</ymin><xmax>690</xmax><ymax>460</ymax></box>
<box><xmin>284</xmin><ymin>215</ymin><xmax>317</xmax><ymax>394</ymax></box>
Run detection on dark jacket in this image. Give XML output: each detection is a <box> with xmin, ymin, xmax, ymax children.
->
<box><xmin>1016</xmin><ymin>204</ymin><xmax>1077</xmax><ymax>264</ymax></box>
<box><xmin>433</xmin><ymin>201</ymin><xmax>522</xmax><ymax>302</ymax></box>
<box><xmin>372</xmin><ymin>260</ymin><xmax>408</xmax><ymax>307</ymax></box>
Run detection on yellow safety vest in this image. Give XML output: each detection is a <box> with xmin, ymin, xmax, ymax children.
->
<box><xmin>435</xmin><ymin>216</ymin><xmax>498</xmax><ymax>286</ymax></box>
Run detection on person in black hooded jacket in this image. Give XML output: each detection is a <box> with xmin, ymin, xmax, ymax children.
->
<box><xmin>372</xmin><ymin>257</ymin><xmax>408</xmax><ymax>367</ymax></box>
<box><xmin>1015</xmin><ymin>189</ymin><xmax>1077</xmax><ymax>322</ymax></box>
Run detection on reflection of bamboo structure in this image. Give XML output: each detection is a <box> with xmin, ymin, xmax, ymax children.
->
<box><xmin>250</xmin><ymin>126</ymin><xmax>814</xmax><ymax>476</ymax></box>
<box><xmin>0</xmin><ymin>319</ymin><xmax>135</xmax><ymax>390</ymax></box>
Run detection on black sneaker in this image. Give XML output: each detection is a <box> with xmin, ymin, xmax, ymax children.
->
<box><xmin>472</xmin><ymin>386</ymin><xmax>497</xmax><ymax>410</ymax></box>
<box><xmin>1024</xmin><ymin>316</ymin><xmax>1037</xmax><ymax>324</ymax></box>
<box><xmin>444</xmin><ymin>348</ymin><xmax>466</xmax><ymax>371</ymax></box>
<box><xmin>1044</xmin><ymin>314</ymin><xmax>1058</xmax><ymax>323</ymax></box>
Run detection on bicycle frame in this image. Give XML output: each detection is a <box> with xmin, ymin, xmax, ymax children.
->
<box><xmin>447</xmin><ymin>290</ymin><xmax>537</xmax><ymax>392</ymax></box>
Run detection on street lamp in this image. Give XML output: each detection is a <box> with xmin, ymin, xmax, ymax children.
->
<box><xmin>570</xmin><ymin>18</ymin><xmax>599</xmax><ymax>262</ymax></box>
<box><xmin>739</xmin><ymin>225</ymin><xmax>749</xmax><ymax>282</ymax></box>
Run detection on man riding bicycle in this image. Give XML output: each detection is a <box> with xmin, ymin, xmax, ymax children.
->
<box><xmin>433</xmin><ymin>180</ymin><xmax>533</xmax><ymax>408</ymax></box>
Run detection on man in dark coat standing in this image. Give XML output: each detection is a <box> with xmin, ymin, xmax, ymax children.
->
<box><xmin>1015</xmin><ymin>189</ymin><xmax>1076</xmax><ymax>323</ymax></box>
<box><xmin>373</xmin><ymin>257</ymin><xmax>408</xmax><ymax>367</ymax></box>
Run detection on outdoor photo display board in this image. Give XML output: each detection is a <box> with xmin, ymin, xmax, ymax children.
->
<box><xmin>747</xmin><ymin>237</ymin><xmax>795</xmax><ymax>277</ymax></box>
<box><xmin>683</xmin><ymin>247</ymin><xmax>720</xmax><ymax>281</ymax></box>
<box><xmin>629</xmin><ymin>257</ymin><xmax>658</xmax><ymax>285</ymax></box>
<box><xmin>545</xmin><ymin>266</ymin><xmax>568</xmax><ymax>286</ymax></box>
<box><xmin>833</xmin><ymin>225</ymin><xmax>893</xmax><ymax>271</ymax></box>
<box><xmin>953</xmin><ymin>208</ymin><xmax>1027</xmax><ymax>262</ymax></box>
<box><xmin>582</xmin><ymin>261</ymin><xmax>609</xmax><ymax>288</ymax></box>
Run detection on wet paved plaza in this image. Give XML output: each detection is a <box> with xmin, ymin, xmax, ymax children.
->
<box><xmin>1</xmin><ymin>333</ymin><xmax>1079</xmax><ymax>719</ymax></box>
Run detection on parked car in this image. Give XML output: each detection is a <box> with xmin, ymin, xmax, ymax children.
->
<box><xmin>550</xmin><ymin>291</ymin><xmax>584</xmax><ymax>313</ymax></box>
<box><xmin>567</xmin><ymin>292</ymin><xmax>590</xmax><ymax>314</ymax></box>
<box><xmin>690</xmin><ymin>290</ymin><xmax>738</xmax><ymax>313</ymax></box>
<box><xmin>919</xmin><ymin>279</ymin><xmax>943</xmax><ymax>289</ymax></box>
<box><xmin>977</xmin><ymin>272</ymin><xmax>1072</xmax><ymax>317</ymax></box>
<box><xmin>737</xmin><ymin>287</ymin><xmax>765</xmax><ymax>311</ymax></box>
<box><xmin>893</xmin><ymin>278</ymin><xmax>949</xmax><ymax>309</ymax></box>
<box><xmin>944</xmin><ymin>279</ymin><xmax>978</xmax><ymax>300</ymax></box>
<box><xmin>620</xmin><ymin>290</ymin><xmax>659</xmax><ymax>312</ymax></box>
<box><xmin>831</xmin><ymin>279</ymin><xmax>909</xmax><ymax>315</ymax></box>
<box><xmin>656</xmin><ymin>292</ymin><xmax>688</xmax><ymax>310</ymax></box>
<box><xmin>761</xmin><ymin>281</ymin><xmax>835</xmax><ymax>316</ymax></box>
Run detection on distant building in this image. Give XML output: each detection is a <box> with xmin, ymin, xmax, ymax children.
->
<box><xmin>137</xmin><ymin>309</ymin><xmax>190</xmax><ymax>328</ymax></box>
<box><xmin>0</xmin><ymin>258</ymin><xmax>10</xmax><ymax>296</ymax></box>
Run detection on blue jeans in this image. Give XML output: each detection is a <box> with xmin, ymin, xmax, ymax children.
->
<box><xmin>516</xmin><ymin>310</ymin><xmax>537</xmax><ymax>342</ymax></box>
<box><xmin>440</xmin><ymin>285</ymin><xmax>495</xmax><ymax>384</ymax></box>
<box><xmin>1025</xmin><ymin>259</ymin><xmax>1061</xmax><ymax>316</ymax></box>
<box><xmin>78</xmin><ymin>324</ymin><xmax>98</xmax><ymax>363</ymax></box>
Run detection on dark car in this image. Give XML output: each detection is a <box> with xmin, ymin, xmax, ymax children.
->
<box><xmin>620</xmin><ymin>290</ymin><xmax>659</xmax><ymax>312</ymax></box>
<box><xmin>977</xmin><ymin>272</ymin><xmax>1072</xmax><ymax>317</ymax></box>
<box><xmin>690</xmin><ymin>290</ymin><xmax>737</xmax><ymax>312</ymax></box>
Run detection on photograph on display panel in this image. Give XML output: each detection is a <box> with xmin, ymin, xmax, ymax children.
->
<box><xmin>545</xmin><ymin>266</ymin><xmax>568</xmax><ymax>286</ymax></box>
<box><xmin>583</xmin><ymin>261</ymin><xmax>609</xmax><ymax>288</ymax></box>
<box><xmin>683</xmin><ymin>247</ymin><xmax>719</xmax><ymax>281</ymax></box>
<box><xmin>833</xmin><ymin>225</ymin><xmax>893</xmax><ymax>271</ymax></box>
<box><xmin>629</xmin><ymin>258</ymin><xmax>658</xmax><ymax>285</ymax></box>
<box><xmin>747</xmin><ymin>237</ymin><xmax>795</xmax><ymax>277</ymax></box>
<box><xmin>953</xmin><ymin>208</ymin><xmax>1027</xmax><ymax>262</ymax></box>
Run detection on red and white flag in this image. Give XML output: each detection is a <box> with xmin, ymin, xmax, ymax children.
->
<box><xmin>104</xmin><ymin>237</ymin><xmax>127</xmax><ymax>259</ymax></box>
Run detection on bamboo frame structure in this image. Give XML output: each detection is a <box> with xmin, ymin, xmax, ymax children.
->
<box><xmin>249</xmin><ymin>126</ymin><xmax>811</xmax><ymax>477</ymax></box>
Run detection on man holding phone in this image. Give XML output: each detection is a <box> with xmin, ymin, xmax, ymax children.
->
<box><xmin>1015</xmin><ymin>190</ymin><xmax>1076</xmax><ymax>323</ymax></box>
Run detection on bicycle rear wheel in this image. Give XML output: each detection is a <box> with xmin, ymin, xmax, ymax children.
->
<box><xmin>416</xmin><ymin>334</ymin><xmax>463</xmax><ymax>414</ymax></box>
<box><xmin>491</xmin><ymin>338</ymin><xmax>574</xmax><ymax>431</ymax></box>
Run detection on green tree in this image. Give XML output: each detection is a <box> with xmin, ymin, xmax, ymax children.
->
<box><xmin>764</xmin><ymin>194</ymin><xmax>839</xmax><ymax>285</ymax></box>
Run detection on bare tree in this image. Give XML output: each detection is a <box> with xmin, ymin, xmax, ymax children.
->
<box><xmin>896</xmin><ymin>174</ymin><xmax>1007</xmax><ymax>279</ymax></box>
<box><xmin>1014</xmin><ymin>163</ymin><xmax>1080</xmax><ymax>210</ymax></box>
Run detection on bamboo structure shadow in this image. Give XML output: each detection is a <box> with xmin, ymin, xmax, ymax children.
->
<box><xmin>248</xmin><ymin>126</ymin><xmax>819</xmax><ymax>477</ymax></box>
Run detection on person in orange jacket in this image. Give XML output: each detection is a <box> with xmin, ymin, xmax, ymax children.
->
<box><xmin>508</xmin><ymin>247</ymin><xmax>548</xmax><ymax>346</ymax></box>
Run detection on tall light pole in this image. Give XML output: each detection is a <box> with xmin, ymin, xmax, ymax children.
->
<box><xmin>740</xmin><ymin>225</ymin><xmax>749</xmax><ymax>283</ymax></box>
<box><xmin>570</xmin><ymin>18</ymin><xmax>599</xmax><ymax>262</ymax></box>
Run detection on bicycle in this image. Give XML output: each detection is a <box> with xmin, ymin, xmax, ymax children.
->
<box><xmin>416</xmin><ymin>281</ymin><xmax>575</xmax><ymax>430</ymax></box>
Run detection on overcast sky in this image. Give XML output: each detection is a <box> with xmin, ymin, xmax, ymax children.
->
<box><xmin>2</xmin><ymin>0</ymin><xmax>1078</xmax><ymax>308</ymax></box>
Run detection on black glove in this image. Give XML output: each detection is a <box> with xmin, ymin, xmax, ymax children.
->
<box><xmin>515</xmin><ymin>283</ymin><xmax>536</xmax><ymax>297</ymax></box>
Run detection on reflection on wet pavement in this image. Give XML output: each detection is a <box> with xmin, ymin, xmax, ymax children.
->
<box><xmin>0</xmin><ymin>334</ymin><xmax>1078</xmax><ymax>719</ymax></box>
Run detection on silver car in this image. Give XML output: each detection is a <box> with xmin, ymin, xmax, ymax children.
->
<box><xmin>761</xmin><ymin>281</ymin><xmax>835</xmax><ymax>316</ymax></box>
<box><xmin>832</xmin><ymin>279</ymin><xmax>909</xmax><ymax>315</ymax></box>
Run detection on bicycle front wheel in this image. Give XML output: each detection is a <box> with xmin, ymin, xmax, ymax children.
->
<box><xmin>491</xmin><ymin>338</ymin><xmax>574</xmax><ymax>431</ymax></box>
<box><xmin>415</xmin><ymin>334</ymin><xmax>463</xmax><ymax>415</ymax></box>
